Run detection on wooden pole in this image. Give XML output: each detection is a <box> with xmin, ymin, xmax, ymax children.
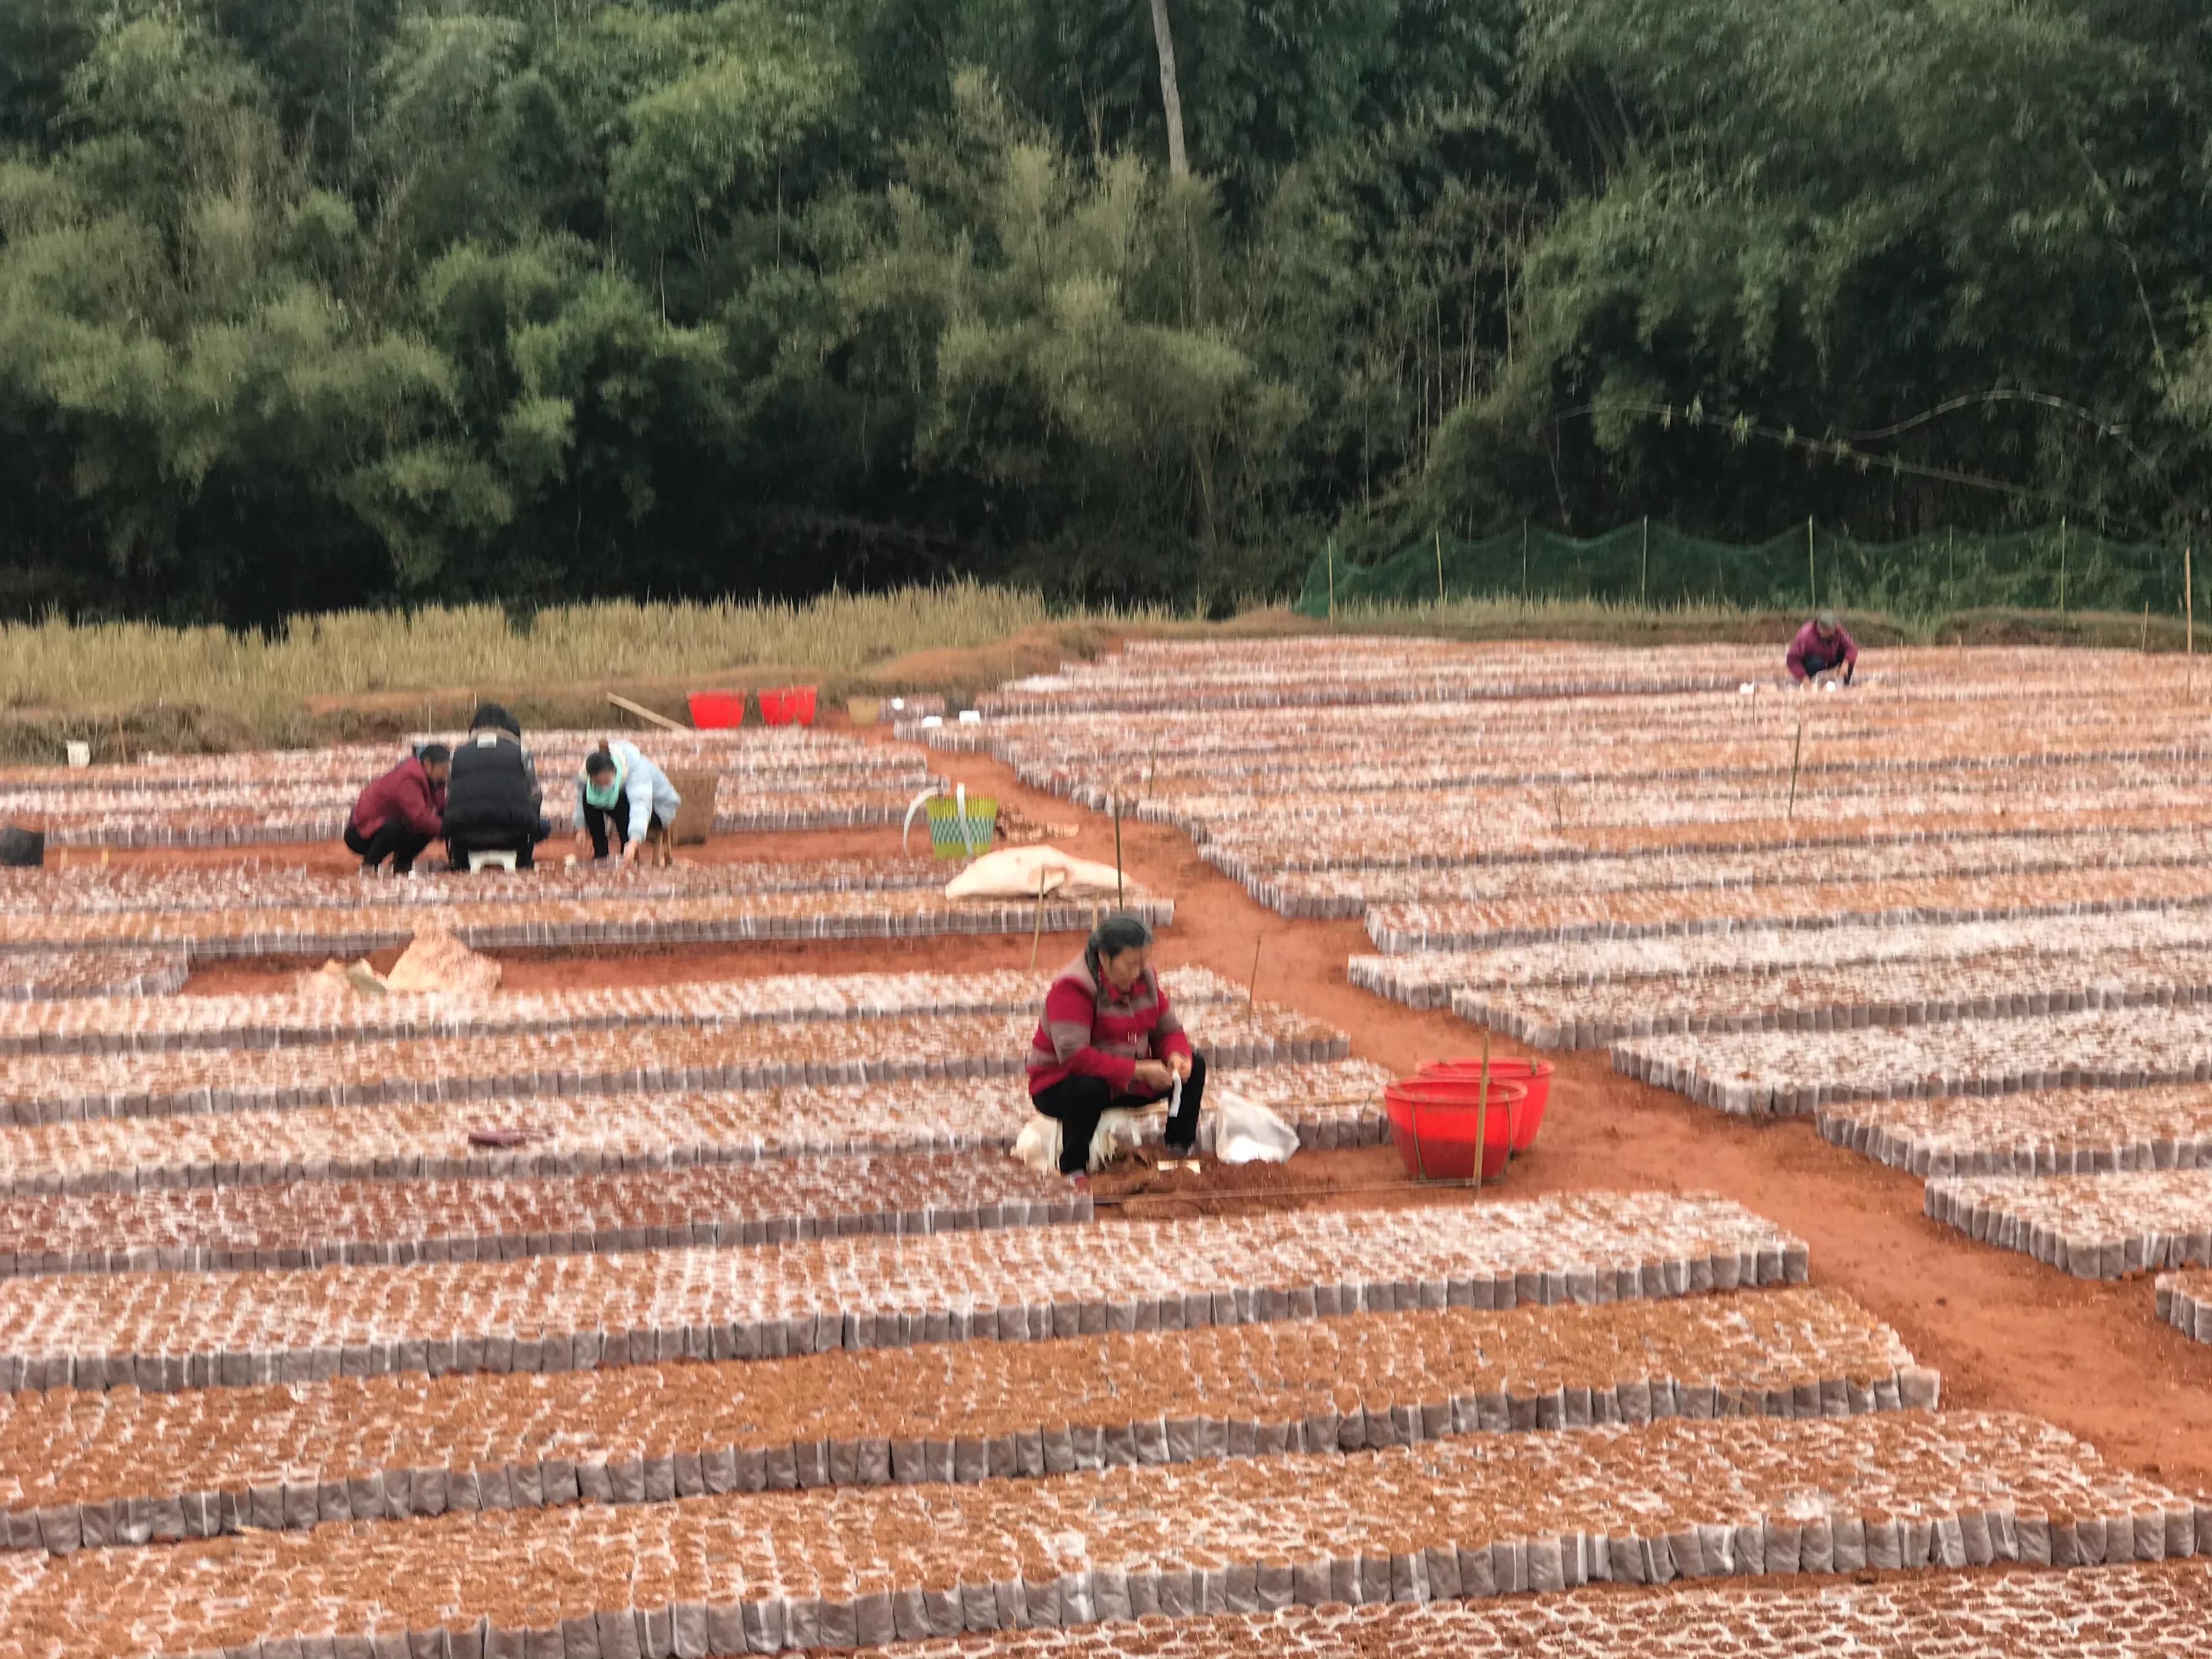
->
<box><xmin>1807</xmin><ymin>517</ymin><xmax>1816</xmax><ymax>609</ymax></box>
<box><xmin>606</xmin><ymin>692</ymin><xmax>687</xmax><ymax>733</ymax></box>
<box><xmin>1247</xmin><ymin>932</ymin><xmax>1263</xmax><ymax>1008</ymax></box>
<box><xmin>1326</xmin><ymin>539</ymin><xmax>1336</xmax><ymax>621</ymax></box>
<box><xmin>1434</xmin><ymin>528</ymin><xmax>1446</xmax><ymax>605</ymax></box>
<box><xmin>1112</xmin><ymin>794</ymin><xmax>1124</xmax><ymax>908</ymax></box>
<box><xmin>1786</xmin><ymin>718</ymin><xmax>1806</xmax><ymax>820</ymax></box>
<box><xmin>2058</xmin><ymin>518</ymin><xmax>2068</xmax><ymax>613</ymax></box>
<box><xmin>1640</xmin><ymin>516</ymin><xmax>1649</xmax><ymax>606</ymax></box>
<box><xmin>1470</xmin><ymin>1030</ymin><xmax>1491</xmax><ymax>1193</ymax></box>
<box><xmin>2143</xmin><ymin>601</ymin><xmax>2151</xmax><ymax>653</ymax></box>
<box><xmin>1521</xmin><ymin>520</ymin><xmax>1529</xmax><ymax>600</ymax></box>
<box><xmin>1029</xmin><ymin>873</ymin><xmax>1048</xmax><ymax>971</ymax></box>
<box><xmin>2188</xmin><ymin>545</ymin><xmax>2195</xmax><ymax>659</ymax></box>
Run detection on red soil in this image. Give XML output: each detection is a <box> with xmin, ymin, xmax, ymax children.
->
<box><xmin>147</xmin><ymin>728</ymin><xmax>2212</xmax><ymax>1493</ymax></box>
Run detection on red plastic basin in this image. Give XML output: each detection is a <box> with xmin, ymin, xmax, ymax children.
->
<box><xmin>791</xmin><ymin>685</ymin><xmax>817</xmax><ymax>726</ymax></box>
<box><xmin>1419</xmin><ymin>1057</ymin><xmax>1553</xmax><ymax>1151</ymax></box>
<box><xmin>1384</xmin><ymin>1079</ymin><xmax>1526</xmax><ymax>1182</ymax></box>
<box><xmin>758</xmin><ymin>689</ymin><xmax>794</xmax><ymax>726</ymax></box>
<box><xmin>687</xmin><ymin>692</ymin><xmax>745</xmax><ymax>730</ymax></box>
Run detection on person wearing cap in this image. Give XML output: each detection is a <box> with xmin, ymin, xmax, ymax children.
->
<box><xmin>1786</xmin><ymin>610</ymin><xmax>1858</xmax><ymax>685</ymax></box>
<box><xmin>345</xmin><ymin>745</ymin><xmax>450</xmax><ymax>876</ymax></box>
<box><xmin>442</xmin><ymin>703</ymin><xmax>551</xmax><ymax>871</ymax></box>
<box><xmin>574</xmin><ymin>740</ymin><xmax>683</xmax><ymax>866</ymax></box>
<box><xmin>1026</xmin><ymin>913</ymin><xmax>1206</xmax><ymax>1181</ymax></box>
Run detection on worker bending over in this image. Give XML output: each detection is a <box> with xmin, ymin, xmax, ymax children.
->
<box><xmin>1027</xmin><ymin>913</ymin><xmax>1205</xmax><ymax>1182</ymax></box>
<box><xmin>345</xmin><ymin>744</ymin><xmax>449</xmax><ymax>876</ymax></box>
<box><xmin>575</xmin><ymin>740</ymin><xmax>683</xmax><ymax>865</ymax></box>
<box><xmin>442</xmin><ymin>704</ymin><xmax>551</xmax><ymax>871</ymax></box>
<box><xmin>1787</xmin><ymin>610</ymin><xmax>1857</xmax><ymax>685</ymax></box>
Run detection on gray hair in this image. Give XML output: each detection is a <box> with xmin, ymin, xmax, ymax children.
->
<box><xmin>1084</xmin><ymin>912</ymin><xmax>1154</xmax><ymax>981</ymax></box>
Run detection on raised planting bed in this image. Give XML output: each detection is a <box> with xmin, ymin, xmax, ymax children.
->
<box><xmin>1926</xmin><ymin>1169</ymin><xmax>2212</xmax><ymax>1278</ymax></box>
<box><xmin>1363</xmin><ymin>862</ymin><xmax>2212</xmax><ymax>953</ymax></box>
<box><xmin>0</xmin><ymin>858</ymin><xmax>949</xmax><ymax>920</ymax></box>
<box><xmin>0</xmin><ymin>1287</ymin><xmax>1921</xmax><ymax>1549</ymax></box>
<box><xmin>582</xmin><ymin>1564</ymin><xmax>2212</xmax><ymax>1659</ymax></box>
<box><xmin>1614</xmin><ymin>1005</ymin><xmax>2212</xmax><ymax>1116</ymax></box>
<box><xmin>0</xmin><ymin>1002</ymin><xmax>1335</xmax><ymax>1126</ymax></box>
<box><xmin>1246</xmin><ymin>823</ymin><xmax>2212</xmax><ymax>919</ymax></box>
<box><xmin>0</xmin><ymin>965</ymin><xmax>1246</xmax><ymax>1057</ymax></box>
<box><xmin>1818</xmin><ymin>1084</ymin><xmax>2212</xmax><ymax>1179</ymax></box>
<box><xmin>0</xmin><ymin>1195</ymin><xmax>1808</xmax><ymax>1392</ymax></box>
<box><xmin>0</xmin><ymin>949</ymin><xmax>187</xmax><ymax>1005</ymax></box>
<box><xmin>1446</xmin><ymin>941</ymin><xmax>2212</xmax><ymax>1051</ymax></box>
<box><xmin>0</xmin><ymin>1154</ymin><xmax>1093</xmax><ymax>1277</ymax></box>
<box><xmin>0</xmin><ymin>890</ymin><xmax>1177</xmax><ymax>963</ymax></box>
<box><xmin>0</xmin><ymin>1411</ymin><xmax>2198</xmax><ymax>1655</ymax></box>
<box><xmin>2159</xmin><ymin>1268</ymin><xmax>2212</xmax><ymax>1344</ymax></box>
<box><xmin>1350</xmin><ymin>904</ymin><xmax>2212</xmax><ymax>1011</ymax></box>
<box><xmin>0</xmin><ymin>1059</ymin><xmax>1397</xmax><ymax>1197</ymax></box>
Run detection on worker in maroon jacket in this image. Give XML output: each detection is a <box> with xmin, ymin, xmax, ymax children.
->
<box><xmin>1027</xmin><ymin>913</ymin><xmax>1205</xmax><ymax>1180</ymax></box>
<box><xmin>344</xmin><ymin>744</ymin><xmax>450</xmax><ymax>875</ymax></box>
<box><xmin>1786</xmin><ymin>610</ymin><xmax>1858</xmax><ymax>685</ymax></box>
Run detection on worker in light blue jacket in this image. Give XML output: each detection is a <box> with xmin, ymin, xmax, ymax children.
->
<box><xmin>572</xmin><ymin>739</ymin><xmax>684</xmax><ymax>864</ymax></box>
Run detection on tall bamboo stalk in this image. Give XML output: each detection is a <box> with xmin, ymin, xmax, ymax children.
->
<box><xmin>1435</xmin><ymin>528</ymin><xmax>1445</xmax><ymax>604</ymax></box>
<box><xmin>1144</xmin><ymin>0</ymin><xmax>1188</xmax><ymax>181</ymax></box>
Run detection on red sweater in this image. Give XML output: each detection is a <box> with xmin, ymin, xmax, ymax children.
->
<box><xmin>1027</xmin><ymin>955</ymin><xmax>1193</xmax><ymax>1096</ymax></box>
<box><xmin>350</xmin><ymin>756</ymin><xmax>446</xmax><ymax>841</ymax></box>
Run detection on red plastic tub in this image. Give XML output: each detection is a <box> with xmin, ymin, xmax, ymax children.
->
<box><xmin>1384</xmin><ymin>1079</ymin><xmax>1526</xmax><ymax>1182</ymax></box>
<box><xmin>758</xmin><ymin>689</ymin><xmax>794</xmax><ymax>726</ymax></box>
<box><xmin>1419</xmin><ymin>1057</ymin><xmax>1553</xmax><ymax>1151</ymax></box>
<box><xmin>791</xmin><ymin>685</ymin><xmax>817</xmax><ymax>726</ymax></box>
<box><xmin>686</xmin><ymin>692</ymin><xmax>745</xmax><ymax>729</ymax></box>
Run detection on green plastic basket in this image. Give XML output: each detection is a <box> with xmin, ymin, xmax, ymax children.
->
<box><xmin>925</xmin><ymin>794</ymin><xmax>997</xmax><ymax>860</ymax></box>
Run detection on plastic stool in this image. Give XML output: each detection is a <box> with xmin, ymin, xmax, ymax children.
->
<box><xmin>466</xmin><ymin>849</ymin><xmax>519</xmax><ymax>873</ymax></box>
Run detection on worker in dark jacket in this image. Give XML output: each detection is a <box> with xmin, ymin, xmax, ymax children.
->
<box><xmin>1027</xmin><ymin>912</ymin><xmax>1204</xmax><ymax>1180</ymax></box>
<box><xmin>442</xmin><ymin>704</ymin><xmax>550</xmax><ymax>871</ymax></box>
<box><xmin>1787</xmin><ymin>611</ymin><xmax>1858</xmax><ymax>684</ymax></box>
<box><xmin>345</xmin><ymin>745</ymin><xmax>450</xmax><ymax>875</ymax></box>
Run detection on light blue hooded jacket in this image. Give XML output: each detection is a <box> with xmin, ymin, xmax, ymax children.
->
<box><xmin>573</xmin><ymin>740</ymin><xmax>683</xmax><ymax>841</ymax></box>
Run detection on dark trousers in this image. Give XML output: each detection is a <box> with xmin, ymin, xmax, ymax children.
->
<box><xmin>345</xmin><ymin>821</ymin><xmax>432</xmax><ymax>874</ymax></box>
<box><xmin>1033</xmin><ymin>1051</ymin><xmax>1207</xmax><ymax>1174</ymax></box>
<box><xmin>447</xmin><ymin>818</ymin><xmax>551</xmax><ymax>871</ymax></box>
<box><xmin>582</xmin><ymin>804</ymin><xmax>664</xmax><ymax>860</ymax></box>
<box><xmin>1800</xmin><ymin>650</ymin><xmax>1853</xmax><ymax>683</ymax></box>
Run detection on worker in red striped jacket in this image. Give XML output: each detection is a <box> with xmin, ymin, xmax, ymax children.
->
<box><xmin>1027</xmin><ymin>913</ymin><xmax>1206</xmax><ymax>1180</ymax></box>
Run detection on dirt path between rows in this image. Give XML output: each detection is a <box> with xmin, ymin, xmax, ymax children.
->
<box><xmin>172</xmin><ymin>732</ymin><xmax>2212</xmax><ymax>1492</ymax></box>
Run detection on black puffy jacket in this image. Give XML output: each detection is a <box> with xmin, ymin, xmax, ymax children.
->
<box><xmin>442</xmin><ymin>727</ymin><xmax>542</xmax><ymax>841</ymax></box>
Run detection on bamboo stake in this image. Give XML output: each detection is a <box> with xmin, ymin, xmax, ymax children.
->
<box><xmin>1326</xmin><ymin>539</ymin><xmax>1336</xmax><ymax>621</ymax></box>
<box><xmin>1786</xmin><ymin>718</ymin><xmax>1806</xmax><ymax>820</ymax></box>
<box><xmin>2058</xmin><ymin>517</ymin><xmax>2068</xmax><ymax>613</ymax></box>
<box><xmin>1640</xmin><ymin>516</ymin><xmax>1649</xmax><ymax>605</ymax></box>
<box><xmin>1807</xmin><ymin>517</ymin><xmax>1816</xmax><ymax>609</ymax></box>
<box><xmin>1112</xmin><ymin>794</ymin><xmax>1124</xmax><ymax>908</ymax></box>
<box><xmin>1247</xmin><ymin>932</ymin><xmax>1264</xmax><ymax>1008</ymax></box>
<box><xmin>1029</xmin><ymin>873</ymin><xmax>1048</xmax><ymax>971</ymax></box>
<box><xmin>1434</xmin><ymin>529</ymin><xmax>1446</xmax><ymax>605</ymax></box>
<box><xmin>1470</xmin><ymin>1030</ymin><xmax>1491</xmax><ymax>1193</ymax></box>
<box><xmin>1522</xmin><ymin>520</ymin><xmax>1529</xmax><ymax>600</ymax></box>
<box><xmin>2143</xmin><ymin>601</ymin><xmax>2151</xmax><ymax>654</ymax></box>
